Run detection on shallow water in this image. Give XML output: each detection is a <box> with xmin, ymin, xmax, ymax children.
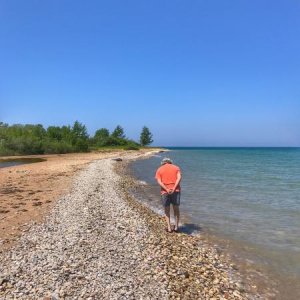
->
<box><xmin>130</xmin><ymin>147</ymin><xmax>300</xmax><ymax>299</ymax></box>
<box><xmin>0</xmin><ymin>158</ymin><xmax>45</xmax><ymax>168</ymax></box>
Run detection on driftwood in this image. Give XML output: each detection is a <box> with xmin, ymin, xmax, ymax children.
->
<box><xmin>112</xmin><ymin>158</ymin><xmax>123</xmax><ymax>162</ymax></box>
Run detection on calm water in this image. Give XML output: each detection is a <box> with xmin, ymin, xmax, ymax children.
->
<box><xmin>130</xmin><ymin>147</ymin><xmax>300</xmax><ymax>298</ymax></box>
<box><xmin>0</xmin><ymin>158</ymin><xmax>45</xmax><ymax>168</ymax></box>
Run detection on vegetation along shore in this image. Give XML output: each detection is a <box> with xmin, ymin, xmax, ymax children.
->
<box><xmin>0</xmin><ymin>121</ymin><xmax>153</xmax><ymax>156</ymax></box>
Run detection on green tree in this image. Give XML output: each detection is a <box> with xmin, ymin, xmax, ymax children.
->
<box><xmin>0</xmin><ymin>122</ymin><xmax>8</xmax><ymax>140</ymax></box>
<box><xmin>24</xmin><ymin>124</ymin><xmax>46</xmax><ymax>139</ymax></box>
<box><xmin>94</xmin><ymin>128</ymin><xmax>110</xmax><ymax>146</ymax></box>
<box><xmin>140</xmin><ymin>126</ymin><xmax>153</xmax><ymax>146</ymax></box>
<box><xmin>72</xmin><ymin>121</ymin><xmax>88</xmax><ymax>140</ymax></box>
<box><xmin>95</xmin><ymin>128</ymin><xmax>109</xmax><ymax>139</ymax></box>
<box><xmin>61</xmin><ymin>125</ymin><xmax>73</xmax><ymax>142</ymax></box>
<box><xmin>71</xmin><ymin>121</ymin><xmax>89</xmax><ymax>152</ymax></box>
<box><xmin>111</xmin><ymin>125</ymin><xmax>125</xmax><ymax>139</ymax></box>
<box><xmin>47</xmin><ymin>126</ymin><xmax>63</xmax><ymax>140</ymax></box>
<box><xmin>0</xmin><ymin>121</ymin><xmax>151</xmax><ymax>155</ymax></box>
<box><xmin>0</xmin><ymin>121</ymin><xmax>93</xmax><ymax>155</ymax></box>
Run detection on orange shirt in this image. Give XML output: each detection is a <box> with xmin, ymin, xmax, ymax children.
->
<box><xmin>155</xmin><ymin>164</ymin><xmax>181</xmax><ymax>194</ymax></box>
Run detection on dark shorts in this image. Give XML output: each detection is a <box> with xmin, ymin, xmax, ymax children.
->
<box><xmin>161</xmin><ymin>192</ymin><xmax>181</xmax><ymax>207</ymax></box>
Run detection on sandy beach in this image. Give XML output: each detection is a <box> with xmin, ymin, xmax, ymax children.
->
<box><xmin>0</xmin><ymin>151</ymin><xmax>139</xmax><ymax>252</ymax></box>
<box><xmin>0</xmin><ymin>150</ymin><xmax>267</xmax><ymax>299</ymax></box>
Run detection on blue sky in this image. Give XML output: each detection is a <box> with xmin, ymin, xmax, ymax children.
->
<box><xmin>1</xmin><ymin>0</ymin><xmax>299</xmax><ymax>146</ymax></box>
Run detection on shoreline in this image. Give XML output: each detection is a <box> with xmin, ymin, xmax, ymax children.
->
<box><xmin>127</xmin><ymin>151</ymin><xmax>300</xmax><ymax>300</ymax></box>
<box><xmin>0</xmin><ymin>150</ymin><xmax>268</xmax><ymax>299</ymax></box>
<box><xmin>122</xmin><ymin>154</ymin><xmax>283</xmax><ymax>299</ymax></box>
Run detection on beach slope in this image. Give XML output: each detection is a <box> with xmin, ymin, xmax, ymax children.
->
<box><xmin>0</xmin><ymin>153</ymin><xmax>257</xmax><ymax>299</ymax></box>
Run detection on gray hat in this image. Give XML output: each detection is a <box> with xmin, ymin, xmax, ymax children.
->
<box><xmin>161</xmin><ymin>157</ymin><xmax>173</xmax><ymax>165</ymax></box>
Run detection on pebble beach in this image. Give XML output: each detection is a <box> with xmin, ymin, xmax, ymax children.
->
<box><xmin>0</xmin><ymin>152</ymin><xmax>265</xmax><ymax>299</ymax></box>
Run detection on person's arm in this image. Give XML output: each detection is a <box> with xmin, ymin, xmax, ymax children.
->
<box><xmin>155</xmin><ymin>170</ymin><xmax>169</xmax><ymax>193</ymax></box>
<box><xmin>171</xmin><ymin>171</ymin><xmax>181</xmax><ymax>193</ymax></box>
<box><xmin>156</xmin><ymin>178</ymin><xmax>169</xmax><ymax>193</ymax></box>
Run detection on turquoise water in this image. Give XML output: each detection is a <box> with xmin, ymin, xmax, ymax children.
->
<box><xmin>131</xmin><ymin>147</ymin><xmax>300</xmax><ymax>297</ymax></box>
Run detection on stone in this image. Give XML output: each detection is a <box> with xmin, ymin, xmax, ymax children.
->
<box><xmin>0</xmin><ymin>153</ymin><xmax>260</xmax><ymax>300</ymax></box>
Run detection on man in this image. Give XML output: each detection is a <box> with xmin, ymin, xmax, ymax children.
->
<box><xmin>155</xmin><ymin>158</ymin><xmax>181</xmax><ymax>233</ymax></box>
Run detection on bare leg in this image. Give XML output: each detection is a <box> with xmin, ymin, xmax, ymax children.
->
<box><xmin>173</xmin><ymin>205</ymin><xmax>180</xmax><ymax>230</ymax></box>
<box><xmin>164</xmin><ymin>206</ymin><xmax>172</xmax><ymax>232</ymax></box>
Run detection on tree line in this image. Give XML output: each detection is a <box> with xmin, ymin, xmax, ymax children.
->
<box><xmin>0</xmin><ymin>121</ymin><xmax>153</xmax><ymax>156</ymax></box>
